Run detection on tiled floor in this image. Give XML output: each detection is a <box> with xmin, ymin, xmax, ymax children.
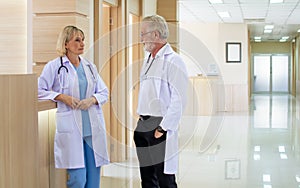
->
<box><xmin>101</xmin><ymin>94</ymin><xmax>300</xmax><ymax>188</ymax></box>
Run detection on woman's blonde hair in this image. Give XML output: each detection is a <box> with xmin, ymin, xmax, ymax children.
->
<box><xmin>142</xmin><ymin>15</ymin><xmax>169</xmax><ymax>40</ymax></box>
<box><xmin>56</xmin><ymin>25</ymin><xmax>85</xmax><ymax>56</ymax></box>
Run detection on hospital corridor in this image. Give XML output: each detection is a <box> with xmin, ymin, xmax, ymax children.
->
<box><xmin>2</xmin><ymin>0</ymin><xmax>300</xmax><ymax>188</ymax></box>
<box><xmin>101</xmin><ymin>94</ymin><xmax>300</xmax><ymax>188</ymax></box>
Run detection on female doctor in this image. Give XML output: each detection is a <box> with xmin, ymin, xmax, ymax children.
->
<box><xmin>38</xmin><ymin>25</ymin><xmax>109</xmax><ymax>188</ymax></box>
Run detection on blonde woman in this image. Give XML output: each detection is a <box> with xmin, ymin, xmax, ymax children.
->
<box><xmin>38</xmin><ymin>25</ymin><xmax>109</xmax><ymax>188</ymax></box>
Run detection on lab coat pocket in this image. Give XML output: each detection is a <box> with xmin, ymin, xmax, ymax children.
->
<box><xmin>56</xmin><ymin>111</ymin><xmax>74</xmax><ymax>133</ymax></box>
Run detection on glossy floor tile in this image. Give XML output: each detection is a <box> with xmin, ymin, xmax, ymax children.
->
<box><xmin>101</xmin><ymin>94</ymin><xmax>300</xmax><ymax>188</ymax></box>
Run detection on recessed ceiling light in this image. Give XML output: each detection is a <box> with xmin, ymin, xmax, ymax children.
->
<box><xmin>218</xmin><ymin>11</ymin><xmax>230</xmax><ymax>18</ymax></box>
<box><xmin>263</xmin><ymin>174</ymin><xmax>271</xmax><ymax>182</ymax></box>
<box><xmin>264</xmin><ymin>25</ymin><xmax>274</xmax><ymax>30</ymax></box>
<box><xmin>264</xmin><ymin>29</ymin><xmax>273</xmax><ymax>33</ymax></box>
<box><xmin>280</xmin><ymin>153</ymin><xmax>288</xmax><ymax>159</ymax></box>
<box><xmin>254</xmin><ymin>145</ymin><xmax>261</xmax><ymax>151</ymax></box>
<box><xmin>270</xmin><ymin>0</ymin><xmax>283</xmax><ymax>3</ymax></box>
<box><xmin>297</xmin><ymin>29</ymin><xmax>300</xmax><ymax>33</ymax></box>
<box><xmin>254</xmin><ymin>37</ymin><xmax>262</xmax><ymax>40</ymax></box>
<box><xmin>279</xmin><ymin>39</ymin><xmax>286</xmax><ymax>42</ymax></box>
<box><xmin>254</xmin><ymin>153</ymin><xmax>261</xmax><ymax>159</ymax></box>
<box><xmin>209</xmin><ymin>0</ymin><xmax>223</xmax><ymax>4</ymax></box>
<box><xmin>263</xmin><ymin>185</ymin><xmax>272</xmax><ymax>188</ymax></box>
<box><xmin>278</xmin><ymin>146</ymin><xmax>285</xmax><ymax>152</ymax></box>
<box><xmin>281</xmin><ymin>36</ymin><xmax>289</xmax><ymax>40</ymax></box>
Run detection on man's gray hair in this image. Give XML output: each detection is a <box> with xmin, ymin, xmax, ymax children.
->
<box><xmin>142</xmin><ymin>15</ymin><xmax>169</xmax><ymax>40</ymax></box>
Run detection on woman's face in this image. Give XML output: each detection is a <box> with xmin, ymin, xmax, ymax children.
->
<box><xmin>65</xmin><ymin>32</ymin><xmax>85</xmax><ymax>56</ymax></box>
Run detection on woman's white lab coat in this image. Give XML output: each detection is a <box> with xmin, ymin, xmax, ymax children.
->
<box><xmin>38</xmin><ymin>56</ymin><xmax>109</xmax><ymax>169</ymax></box>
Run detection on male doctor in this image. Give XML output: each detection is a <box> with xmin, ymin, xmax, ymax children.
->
<box><xmin>134</xmin><ymin>15</ymin><xmax>188</xmax><ymax>188</ymax></box>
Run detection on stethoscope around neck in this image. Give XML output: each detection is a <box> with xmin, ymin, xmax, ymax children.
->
<box><xmin>57</xmin><ymin>56</ymin><xmax>97</xmax><ymax>90</ymax></box>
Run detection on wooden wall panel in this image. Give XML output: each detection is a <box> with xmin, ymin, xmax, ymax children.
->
<box><xmin>0</xmin><ymin>1</ymin><xmax>27</xmax><ymax>73</ymax></box>
<box><xmin>157</xmin><ymin>0</ymin><xmax>177</xmax><ymax>22</ymax></box>
<box><xmin>128</xmin><ymin>0</ymin><xmax>140</xmax><ymax>15</ymax></box>
<box><xmin>33</xmin><ymin>0</ymin><xmax>89</xmax><ymax>16</ymax></box>
<box><xmin>104</xmin><ymin>0</ymin><xmax>118</xmax><ymax>6</ymax></box>
<box><xmin>168</xmin><ymin>22</ymin><xmax>178</xmax><ymax>44</ymax></box>
<box><xmin>0</xmin><ymin>74</ymin><xmax>38</xmax><ymax>188</ymax></box>
<box><xmin>100</xmin><ymin>4</ymin><xmax>112</xmax><ymax>162</ymax></box>
<box><xmin>33</xmin><ymin>15</ymin><xmax>89</xmax><ymax>63</ymax></box>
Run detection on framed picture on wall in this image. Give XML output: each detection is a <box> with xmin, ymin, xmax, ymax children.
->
<box><xmin>225</xmin><ymin>159</ymin><xmax>241</xmax><ymax>179</ymax></box>
<box><xmin>226</xmin><ymin>42</ymin><xmax>241</xmax><ymax>63</ymax></box>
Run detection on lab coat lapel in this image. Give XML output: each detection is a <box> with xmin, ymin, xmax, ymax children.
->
<box><xmin>153</xmin><ymin>44</ymin><xmax>174</xmax><ymax>98</ymax></box>
<box><xmin>81</xmin><ymin>59</ymin><xmax>94</xmax><ymax>98</ymax></box>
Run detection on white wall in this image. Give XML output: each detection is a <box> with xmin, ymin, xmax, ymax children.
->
<box><xmin>179</xmin><ymin>22</ymin><xmax>249</xmax><ymax>111</ymax></box>
<box><xmin>179</xmin><ymin>22</ymin><xmax>248</xmax><ymax>85</ymax></box>
<box><xmin>218</xmin><ymin>24</ymin><xmax>248</xmax><ymax>85</ymax></box>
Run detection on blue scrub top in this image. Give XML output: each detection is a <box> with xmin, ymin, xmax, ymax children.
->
<box><xmin>74</xmin><ymin>62</ymin><xmax>92</xmax><ymax>138</ymax></box>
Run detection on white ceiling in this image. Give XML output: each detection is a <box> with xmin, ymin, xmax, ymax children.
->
<box><xmin>178</xmin><ymin>0</ymin><xmax>300</xmax><ymax>42</ymax></box>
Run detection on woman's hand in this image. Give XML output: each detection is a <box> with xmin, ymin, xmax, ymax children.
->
<box><xmin>55</xmin><ymin>94</ymin><xmax>80</xmax><ymax>109</ymax></box>
<box><xmin>76</xmin><ymin>97</ymin><xmax>97</xmax><ymax>110</ymax></box>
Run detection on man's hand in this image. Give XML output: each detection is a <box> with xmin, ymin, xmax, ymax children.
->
<box><xmin>154</xmin><ymin>129</ymin><xmax>164</xmax><ymax>138</ymax></box>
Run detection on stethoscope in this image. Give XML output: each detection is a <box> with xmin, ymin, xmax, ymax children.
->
<box><xmin>58</xmin><ymin>56</ymin><xmax>97</xmax><ymax>90</ymax></box>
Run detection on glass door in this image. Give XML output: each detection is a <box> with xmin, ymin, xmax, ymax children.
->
<box><xmin>253</xmin><ymin>54</ymin><xmax>289</xmax><ymax>93</ymax></box>
<box><xmin>253</xmin><ymin>55</ymin><xmax>271</xmax><ymax>92</ymax></box>
<box><xmin>272</xmin><ymin>55</ymin><xmax>289</xmax><ymax>92</ymax></box>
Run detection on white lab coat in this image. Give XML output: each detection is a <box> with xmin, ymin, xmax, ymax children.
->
<box><xmin>138</xmin><ymin>44</ymin><xmax>188</xmax><ymax>174</ymax></box>
<box><xmin>38</xmin><ymin>56</ymin><xmax>109</xmax><ymax>169</ymax></box>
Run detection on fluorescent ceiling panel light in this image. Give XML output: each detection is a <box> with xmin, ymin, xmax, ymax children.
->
<box><xmin>270</xmin><ymin>0</ymin><xmax>283</xmax><ymax>3</ymax></box>
<box><xmin>264</xmin><ymin>29</ymin><xmax>273</xmax><ymax>33</ymax></box>
<box><xmin>254</xmin><ymin>37</ymin><xmax>261</xmax><ymax>40</ymax></box>
<box><xmin>280</xmin><ymin>153</ymin><xmax>288</xmax><ymax>159</ymax></box>
<box><xmin>279</xmin><ymin>39</ymin><xmax>286</xmax><ymax>42</ymax></box>
<box><xmin>209</xmin><ymin>0</ymin><xmax>223</xmax><ymax>4</ymax></box>
<box><xmin>253</xmin><ymin>153</ymin><xmax>261</xmax><ymax>160</ymax></box>
<box><xmin>298</xmin><ymin>29</ymin><xmax>300</xmax><ymax>32</ymax></box>
<box><xmin>264</xmin><ymin>25</ymin><xmax>274</xmax><ymax>30</ymax></box>
<box><xmin>263</xmin><ymin>174</ymin><xmax>271</xmax><ymax>182</ymax></box>
<box><xmin>278</xmin><ymin>146</ymin><xmax>285</xmax><ymax>152</ymax></box>
<box><xmin>218</xmin><ymin>11</ymin><xmax>231</xmax><ymax>18</ymax></box>
<box><xmin>296</xmin><ymin>175</ymin><xmax>300</xmax><ymax>182</ymax></box>
<box><xmin>263</xmin><ymin>185</ymin><xmax>272</xmax><ymax>188</ymax></box>
<box><xmin>281</xmin><ymin>36</ymin><xmax>289</xmax><ymax>40</ymax></box>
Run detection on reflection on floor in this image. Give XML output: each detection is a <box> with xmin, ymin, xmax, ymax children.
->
<box><xmin>101</xmin><ymin>94</ymin><xmax>300</xmax><ymax>188</ymax></box>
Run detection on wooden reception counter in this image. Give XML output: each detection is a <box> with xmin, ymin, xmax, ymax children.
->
<box><xmin>37</xmin><ymin>100</ymin><xmax>67</xmax><ymax>188</ymax></box>
<box><xmin>0</xmin><ymin>74</ymin><xmax>38</xmax><ymax>188</ymax></box>
<box><xmin>0</xmin><ymin>74</ymin><xmax>66</xmax><ymax>188</ymax></box>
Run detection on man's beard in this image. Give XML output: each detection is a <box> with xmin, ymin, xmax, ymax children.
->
<box><xmin>143</xmin><ymin>42</ymin><xmax>155</xmax><ymax>53</ymax></box>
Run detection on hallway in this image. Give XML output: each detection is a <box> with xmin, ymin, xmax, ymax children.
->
<box><xmin>101</xmin><ymin>94</ymin><xmax>300</xmax><ymax>188</ymax></box>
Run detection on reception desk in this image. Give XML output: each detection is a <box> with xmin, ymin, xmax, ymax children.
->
<box><xmin>185</xmin><ymin>76</ymin><xmax>249</xmax><ymax>115</ymax></box>
<box><xmin>38</xmin><ymin>100</ymin><xmax>68</xmax><ymax>188</ymax></box>
<box><xmin>0</xmin><ymin>74</ymin><xmax>39</xmax><ymax>188</ymax></box>
<box><xmin>0</xmin><ymin>74</ymin><xmax>66</xmax><ymax>188</ymax></box>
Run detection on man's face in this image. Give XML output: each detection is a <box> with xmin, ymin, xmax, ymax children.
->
<box><xmin>140</xmin><ymin>23</ymin><xmax>157</xmax><ymax>53</ymax></box>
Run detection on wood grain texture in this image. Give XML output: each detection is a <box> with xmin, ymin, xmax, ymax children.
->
<box><xmin>0</xmin><ymin>74</ymin><xmax>38</xmax><ymax>188</ymax></box>
<box><xmin>0</xmin><ymin>1</ymin><xmax>27</xmax><ymax>73</ymax></box>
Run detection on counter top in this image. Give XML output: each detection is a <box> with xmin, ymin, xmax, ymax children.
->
<box><xmin>38</xmin><ymin>100</ymin><xmax>57</xmax><ymax>111</ymax></box>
